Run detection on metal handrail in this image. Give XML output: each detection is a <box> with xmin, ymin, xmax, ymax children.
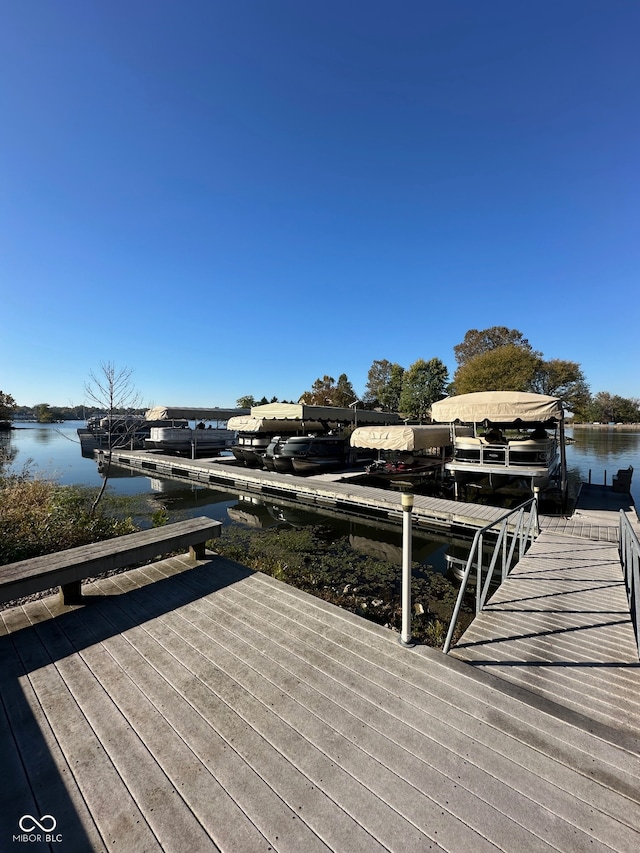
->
<box><xmin>443</xmin><ymin>498</ymin><xmax>540</xmax><ymax>653</ymax></box>
<box><xmin>619</xmin><ymin>510</ymin><xmax>640</xmax><ymax>658</ymax></box>
<box><xmin>473</xmin><ymin>438</ymin><xmax>558</xmax><ymax>468</ymax></box>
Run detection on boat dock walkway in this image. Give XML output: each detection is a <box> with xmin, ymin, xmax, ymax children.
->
<box><xmin>451</xmin><ymin>529</ymin><xmax>640</xmax><ymax>734</ymax></box>
<box><xmin>105</xmin><ymin>448</ymin><xmax>510</xmax><ymax>532</ymax></box>
<box><xmin>105</xmin><ymin>449</ymin><xmax>635</xmax><ymax>540</ymax></box>
<box><xmin>2</xmin><ymin>545</ymin><xmax>639</xmax><ymax>851</ymax></box>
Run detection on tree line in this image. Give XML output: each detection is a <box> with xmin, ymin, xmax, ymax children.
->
<box><xmin>2</xmin><ymin>403</ymin><xmax>145</xmax><ymax>423</ymax></box>
<box><xmin>235</xmin><ymin>326</ymin><xmax>639</xmax><ymax>423</ymax></box>
<box><xmin>2</xmin><ymin>327</ymin><xmax>638</xmax><ymax>426</ymax></box>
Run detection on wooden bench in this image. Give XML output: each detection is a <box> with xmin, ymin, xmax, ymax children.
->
<box><xmin>0</xmin><ymin>516</ymin><xmax>221</xmax><ymax>606</ymax></box>
<box><xmin>613</xmin><ymin>466</ymin><xmax>633</xmax><ymax>493</ymax></box>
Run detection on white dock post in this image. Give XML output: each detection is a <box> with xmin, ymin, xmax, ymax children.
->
<box><xmin>400</xmin><ymin>490</ymin><xmax>415</xmax><ymax>647</ymax></box>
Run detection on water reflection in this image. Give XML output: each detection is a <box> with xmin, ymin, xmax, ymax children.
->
<box><xmin>31</xmin><ymin>425</ymin><xmax>59</xmax><ymax>445</ymax></box>
<box><xmin>0</xmin><ymin>431</ymin><xmax>18</xmax><ymax>469</ymax></box>
<box><xmin>570</xmin><ymin>426</ymin><xmax>640</xmax><ymax>463</ymax></box>
<box><xmin>214</xmin><ymin>488</ymin><xmax>464</xmax><ymax>577</ymax></box>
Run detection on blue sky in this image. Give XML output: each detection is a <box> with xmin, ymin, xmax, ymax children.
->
<box><xmin>1</xmin><ymin>0</ymin><xmax>638</xmax><ymax>409</ymax></box>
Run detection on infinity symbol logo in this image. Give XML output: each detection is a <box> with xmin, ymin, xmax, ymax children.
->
<box><xmin>19</xmin><ymin>815</ymin><xmax>57</xmax><ymax>832</ymax></box>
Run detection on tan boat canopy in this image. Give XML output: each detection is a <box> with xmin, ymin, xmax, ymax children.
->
<box><xmin>145</xmin><ymin>406</ymin><xmax>250</xmax><ymax>422</ymax></box>
<box><xmin>350</xmin><ymin>425</ymin><xmax>454</xmax><ymax>451</ymax></box>
<box><xmin>431</xmin><ymin>392</ymin><xmax>564</xmax><ymax>424</ymax></box>
<box><xmin>249</xmin><ymin>402</ymin><xmax>401</xmax><ymax>425</ymax></box>
<box><xmin>227</xmin><ymin>416</ymin><xmax>324</xmax><ymax>433</ymax></box>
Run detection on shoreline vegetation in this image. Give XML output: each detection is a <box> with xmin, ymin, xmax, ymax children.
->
<box><xmin>213</xmin><ymin>524</ymin><xmax>473</xmax><ymax>647</ymax></box>
<box><xmin>0</xmin><ymin>472</ymin><xmax>472</xmax><ymax>647</ymax></box>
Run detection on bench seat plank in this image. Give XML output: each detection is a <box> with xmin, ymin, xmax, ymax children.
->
<box><xmin>0</xmin><ymin>516</ymin><xmax>221</xmax><ymax>605</ymax></box>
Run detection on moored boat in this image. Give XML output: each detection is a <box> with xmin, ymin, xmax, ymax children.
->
<box><xmin>350</xmin><ymin>424</ymin><xmax>463</xmax><ymax>488</ymax></box>
<box><xmin>430</xmin><ymin>391</ymin><xmax>567</xmax><ymax>503</ymax></box>
<box><xmin>227</xmin><ymin>415</ymin><xmax>326</xmax><ymax>468</ymax></box>
<box><xmin>145</xmin><ymin>426</ymin><xmax>235</xmax><ymax>456</ymax></box>
<box><xmin>275</xmin><ymin>435</ymin><xmax>352</xmax><ymax>475</ymax></box>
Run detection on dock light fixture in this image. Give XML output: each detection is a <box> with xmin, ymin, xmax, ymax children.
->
<box><xmin>398</xmin><ymin>485</ymin><xmax>415</xmax><ymax>647</ymax></box>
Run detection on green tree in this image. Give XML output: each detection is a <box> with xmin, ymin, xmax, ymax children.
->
<box><xmin>454</xmin><ymin>327</ymin><xmax>536</xmax><ymax>366</ymax></box>
<box><xmin>380</xmin><ymin>363</ymin><xmax>405</xmax><ymax>413</ymax></box>
<box><xmin>333</xmin><ymin>373</ymin><xmax>356</xmax><ymax>408</ymax></box>
<box><xmin>36</xmin><ymin>403</ymin><xmax>54</xmax><ymax>423</ymax></box>
<box><xmin>399</xmin><ymin>358</ymin><xmax>449</xmax><ymax>422</ymax></box>
<box><xmin>236</xmin><ymin>395</ymin><xmax>256</xmax><ymax>408</ymax></box>
<box><xmin>300</xmin><ymin>374</ymin><xmax>357</xmax><ymax>407</ymax></box>
<box><xmin>364</xmin><ymin>359</ymin><xmax>405</xmax><ymax>411</ymax></box>
<box><xmin>532</xmin><ymin>359</ymin><xmax>590</xmax><ymax>413</ymax></box>
<box><xmin>364</xmin><ymin>359</ymin><xmax>392</xmax><ymax>406</ymax></box>
<box><xmin>587</xmin><ymin>392</ymin><xmax>640</xmax><ymax>423</ymax></box>
<box><xmin>0</xmin><ymin>390</ymin><xmax>16</xmax><ymax>424</ymax></box>
<box><xmin>453</xmin><ymin>345</ymin><xmax>543</xmax><ymax>394</ymax></box>
<box><xmin>303</xmin><ymin>375</ymin><xmax>336</xmax><ymax>405</ymax></box>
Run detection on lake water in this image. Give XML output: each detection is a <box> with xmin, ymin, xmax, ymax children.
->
<box><xmin>2</xmin><ymin>421</ymin><xmax>639</xmax><ymax>574</ymax></box>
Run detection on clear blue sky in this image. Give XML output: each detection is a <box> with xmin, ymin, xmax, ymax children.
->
<box><xmin>1</xmin><ymin>0</ymin><xmax>638</xmax><ymax>409</ymax></box>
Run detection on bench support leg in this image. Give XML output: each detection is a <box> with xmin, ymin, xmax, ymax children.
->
<box><xmin>189</xmin><ymin>542</ymin><xmax>206</xmax><ymax>561</ymax></box>
<box><xmin>60</xmin><ymin>580</ymin><xmax>83</xmax><ymax>605</ymax></box>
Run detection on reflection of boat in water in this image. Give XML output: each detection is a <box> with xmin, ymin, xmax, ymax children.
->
<box><xmin>444</xmin><ymin>542</ymin><xmax>507</xmax><ymax>585</ymax></box>
<box><xmin>227</xmin><ymin>495</ymin><xmax>282</xmax><ymax>528</ymax></box>
<box><xmin>431</xmin><ymin>392</ymin><xmax>567</xmax><ymax>503</ymax></box>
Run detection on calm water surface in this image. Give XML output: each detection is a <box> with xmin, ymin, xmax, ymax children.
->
<box><xmin>2</xmin><ymin>421</ymin><xmax>639</xmax><ymax>574</ymax></box>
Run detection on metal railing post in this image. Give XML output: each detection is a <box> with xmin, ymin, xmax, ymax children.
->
<box><xmin>619</xmin><ymin>511</ymin><xmax>640</xmax><ymax>659</ymax></box>
<box><xmin>443</xmin><ymin>498</ymin><xmax>539</xmax><ymax>654</ymax></box>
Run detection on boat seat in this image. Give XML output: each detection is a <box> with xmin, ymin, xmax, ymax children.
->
<box><xmin>613</xmin><ymin>466</ymin><xmax>633</xmax><ymax>493</ymax></box>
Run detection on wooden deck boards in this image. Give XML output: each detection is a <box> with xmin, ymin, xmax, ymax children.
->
<box><xmin>2</xmin><ymin>554</ymin><xmax>640</xmax><ymax>851</ymax></box>
<box><xmin>451</xmin><ymin>531</ymin><xmax>640</xmax><ymax>734</ymax></box>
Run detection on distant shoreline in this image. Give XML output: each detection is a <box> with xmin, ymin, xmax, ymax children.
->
<box><xmin>571</xmin><ymin>423</ymin><xmax>640</xmax><ymax>430</ymax></box>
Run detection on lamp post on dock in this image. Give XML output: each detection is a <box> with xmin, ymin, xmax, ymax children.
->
<box><xmin>397</xmin><ymin>484</ymin><xmax>415</xmax><ymax>647</ymax></box>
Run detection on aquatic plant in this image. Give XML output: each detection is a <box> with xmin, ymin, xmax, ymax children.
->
<box><xmin>214</xmin><ymin>524</ymin><xmax>474</xmax><ymax>647</ymax></box>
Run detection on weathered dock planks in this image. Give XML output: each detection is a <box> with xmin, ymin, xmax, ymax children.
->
<box><xmin>2</xmin><ymin>552</ymin><xmax>639</xmax><ymax>851</ymax></box>
<box><xmin>451</xmin><ymin>531</ymin><xmax>640</xmax><ymax>735</ymax></box>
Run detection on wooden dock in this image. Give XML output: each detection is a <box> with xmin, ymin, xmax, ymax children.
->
<box><xmin>451</xmin><ymin>531</ymin><xmax>640</xmax><ymax>734</ymax></box>
<box><xmin>105</xmin><ymin>450</ymin><xmax>526</xmax><ymax>533</ymax></box>
<box><xmin>2</xmin><ymin>548</ymin><xmax>639</xmax><ymax>851</ymax></box>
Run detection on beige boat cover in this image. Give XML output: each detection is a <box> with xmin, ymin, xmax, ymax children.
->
<box><xmin>350</xmin><ymin>424</ymin><xmax>453</xmax><ymax>451</ymax></box>
<box><xmin>431</xmin><ymin>392</ymin><xmax>563</xmax><ymax>423</ymax></box>
<box><xmin>250</xmin><ymin>402</ymin><xmax>401</xmax><ymax>425</ymax></box>
<box><xmin>145</xmin><ymin>406</ymin><xmax>250</xmax><ymax>422</ymax></box>
<box><xmin>226</xmin><ymin>417</ymin><xmax>324</xmax><ymax>433</ymax></box>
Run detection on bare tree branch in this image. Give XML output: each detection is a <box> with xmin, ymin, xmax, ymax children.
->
<box><xmin>84</xmin><ymin>362</ymin><xmax>143</xmax><ymax>515</ymax></box>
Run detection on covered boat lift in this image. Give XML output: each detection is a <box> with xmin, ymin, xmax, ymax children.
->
<box><xmin>144</xmin><ymin>407</ymin><xmax>250</xmax><ymax>458</ymax></box>
<box><xmin>227</xmin><ymin>404</ymin><xmax>401</xmax><ymax>469</ymax></box>
<box><xmin>430</xmin><ymin>391</ymin><xmax>567</xmax><ymax>502</ymax></box>
<box><xmin>145</xmin><ymin>406</ymin><xmax>250</xmax><ymax>423</ymax></box>
<box><xmin>248</xmin><ymin>402</ymin><xmax>402</xmax><ymax>426</ymax></box>
<box><xmin>350</xmin><ymin>424</ymin><xmax>455</xmax><ymax>452</ymax></box>
<box><xmin>350</xmin><ymin>424</ymin><xmax>465</xmax><ymax>486</ymax></box>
